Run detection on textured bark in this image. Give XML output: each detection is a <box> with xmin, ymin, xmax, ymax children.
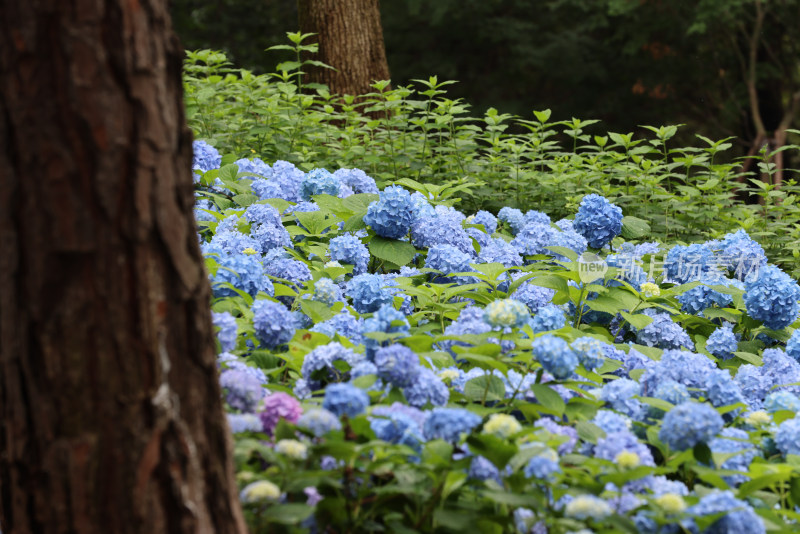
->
<box><xmin>0</xmin><ymin>1</ymin><xmax>247</xmax><ymax>533</ymax></box>
<box><xmin>298</xmin><ymin>0</ymin><xmax>390</xmax><ymax>96</ymax></box>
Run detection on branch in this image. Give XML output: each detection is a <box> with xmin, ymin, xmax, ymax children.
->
<box><xmin>747</xmin><ymin>0</ymin><xmax>767</xmax><ymax>139</ymax></box>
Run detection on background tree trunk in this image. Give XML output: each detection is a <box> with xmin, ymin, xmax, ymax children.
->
<box><xmin>298</xmin><ymin>0</ymin><xmax>390</xmax><ymax>96</ymax></box>
<box><xmin>0</xmin><ymin>1</ymin><xmax>246</xmax><ymax>533</ymax></box>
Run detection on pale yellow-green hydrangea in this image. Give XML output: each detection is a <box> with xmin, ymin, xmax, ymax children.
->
<box><xmin>242</xmin><ymin>247</ymin><xmax>258</xmax><ymax>255</ymax></box>
<box><xmin>615</xmin><ymin>450</ymin><xmax>641</xmax><ymax>469</ymax></box>
<box><xmin>745</xmin><ymin>410</ymin><xmax>771</xmax><ymax>426</ymax></box>
<box><xmin>275</xmin><ymin>439</ymin><xmax>308</xmax><ymax>460</ymax></box>
<box><xmin>483</xmin><ymin>413</ymin><xmax>522</xmax><ymax>439</ymax></box>
<box><xmin>240</xmin><ymin>480</ymin><xmax>281</xmax><ymax>503</ymax></box>
<box><xmin>641</xmin><ymin>282</ymin><xmax>660</xmax><ymax>298</ymax></box>
<box><xmin>438</xmin><ymin>369</ymin><xmax>460</xmax><ymax>382</ymax></box>
<box><xmin>655</xmin><ymin>493</ymin><xmax>686</xmax><ymax>514</ymax></box>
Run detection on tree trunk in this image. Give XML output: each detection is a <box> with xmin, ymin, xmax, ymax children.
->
<box><xmin>298</xmin><ymin>0</ymin><xmax>390</xmax><ymax>96</ymax></box>
<box><xmin>0</xmin><ymin>1</ymin><xmax>246</xmax><ymax>533</ymax></box>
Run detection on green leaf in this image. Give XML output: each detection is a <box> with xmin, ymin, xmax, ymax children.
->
<box><xmin>529</xmin><ymin>384</ymin><xmax>566</xmax><ymax>416</ymax></box>
<box><xmin>368</xmin><ymin>236</ymin><xmax>417</xmax><ymax>267</ymax></box>
<box><xmin>464</xmin><ymin>375</ymin><xmax>506</xmax><ymax>402</ymax></box>
<box><xmin>298</xmin><ymin>298</ymin><xmax>336</xmax><ymax>323</ymax></box>
<box><xmin>575</xmin><ymin>421</ymin><xmax>606</xmax><ymax>444</ymax></box>
<box><xmin>734</xmin><ymin>352</ymin><xmax>762</xmax><ymax>366</ymax></box>
<box><xmin>232</xmin><ymin>193</ymin><xmax>259</xmax><ymax>207</ymax></box>
<box><xmin>467</xmin><ymin>434</ymin><xmax>518</xmax><ymax>470</ymax></box>
<box><xmin>263</xmin><ymin>504</ymin><xmax>313</xmax><ymax>524</ymax></box>
<box><xmin>620</xmin><ymin>311</ymin><xmax>653</xmax><ymax>330</ymax></box>
<box><xmin>620</xmin><ymin>216</ymin><xmax>651</xmax><ymax>239</ymax></box>
<box><xmin>693</xmin><ymin>442</ymin><xmax>712</xmax><ymax>464</ymax></box>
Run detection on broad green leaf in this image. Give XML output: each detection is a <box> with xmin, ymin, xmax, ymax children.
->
<box><xmin>368</xmin><ymin>236</ymin><xmax>416</xmax><ymax>266</ymax></box>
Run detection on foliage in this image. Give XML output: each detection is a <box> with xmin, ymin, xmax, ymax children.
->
<box><xmin>185</xmin><ymin>38</ymin><xmax>800</xmax><ymax>276</ymax></box>
<box><xmin>198</xmin><ymin>142</ymin><xmax>800</xmax><ymax>533</ymax></box>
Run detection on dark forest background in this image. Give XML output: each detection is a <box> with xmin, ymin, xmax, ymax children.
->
<box><xmin>171</xmin><ymin>0</ymin><xmax>800</xmax><ymax>159</ymax></box>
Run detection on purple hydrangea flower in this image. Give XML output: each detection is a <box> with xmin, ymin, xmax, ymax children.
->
<box><xmin>260</xmin><ymin>392</ymin><xmax>303</xmax><ymax>435</ymax></box>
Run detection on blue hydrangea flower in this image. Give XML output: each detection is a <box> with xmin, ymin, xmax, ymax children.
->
<box><xmin>234</xmin><ymin>157</ymin><xmax>271</xmax><ymax>178</ymax></box>
<box><xmin>469</xmin><ymin>210</ymin><xmax>498</xmax><ymax>234</ymax></box>
<box><xmin>571</xmin><ymin>336</ymin><xmax>606</xmax><ymax>372</ymax></box>
<box><xmin>705</xmin><ymin>370</ymin><xmax>746</xmax><ymax>419</ymax></box>
<box><xmin>534</xmin><ymin>418</ymin><xmax>579</xmax><ymax>454</ymax></box>
<box><xmin>437</xmin><ymin>306</ymin><xmax>493</xmax><ymax>355</ymax></box>
<box><xmin>251</xmin><ymin>178</ymin><xmax>285</xmax><ymax>200</ymax></box>
<box><xmin>210</xmin><ymin>252</ymin><xmax>274</xmax><ymax>298</ymax></box>
<box><xmin>363</xmin><ymin>186</ymin><xmax>415</xmax><ymax>239</ymax></box>
<box><xmin>252</xmin><ymin>299</ymin><xmax>297</xmax><ymax>348</ymax></box>
<box><xmin>743</xmin><ymin>264</ymin><xmax>800</xmax><ymax>330</ymax></box>
<box><xmin>524</xmin><ymin>450</ymin><xmax>561</xmax><ymax>480</ymax></box>
<box><xmin>333</xmin><ymin>168</ymin><xmax>379</xmax><ymax>194</ymax></box>
<box><xmin>689</xmin><ymin>491</ymin><xmax>765</xmax><ymax>534</ymax></box>
<box><xmin>762</xmin><ymin>348</ymin><xmax>800</xmax><ymax>396</ymax></box>
<box><xmin>531</xmin><ymin>335</ymin><xmax>579</xmax><ymax>379</ymax></box>
<box><xmin>677</xmin><ymin>276</ymin><xmax>742</xmax><ymax>316</ymax></box>
<box><xmin>297</xmin><ymin>408</ymin><xmax>342</xmax><ymax>437</ymax></box>
<box><xmin>650</xmin><ymin>379</ymin><xmax>691</xmax><ymax>417</ymax></box>
<box><xmin>572</xmin><ymin>194</ymin><xmax>623</xmax><ymax>249</ymax></box>
<box><xmin>264</xmin><ymin>258</ymin><xmax>312</xmax><ymax>288</ymax></box>
<box><xmin>323</xmin><ymin>383</ymin><xmax>370</xmax><ymax>418</ymax></box>
<box><xmin>594</xmin><ymin>430</ymin><xmax>654</xmax><ymax>466</ymax></box>
<box><xmin>498</xmin><ymin>207</ymin><xmax>525</xmax><ymax>234</ymax></box>
<box><xmin>244</xmin><ymin>203</ymin><xmax>282</xmax><ymax>227</ymax></box>
<box><xmin>403</xmin><ymin>367</ymin><xmax>449</xmax><ymax>407</ymax></box>
<box><xmin>422</xmin><ymin>408</ymin><xmax>481</xmax><ymax>443</ymax></box>
<box><xmin>466</xmin><ymin>226</ymin><xmax>492</xmax><ymax>249</ymax></box>
<box><xmin>659</xmin><ymin>401</ymin><xmax>723</xmax><ymax>451</ymax></box>
<box><xmin>194</xmin><ymin>197</ymin><xmax>219</xmax><ymax>222</ymax></box>
<box><xmin>764</xmin><ymin>390</ymin><xmax>800</xmax><ymax>413</ymax></box>
<box><xmin>221</xmin><ymin>358</ymin><xmax>268</xmax><ymax>385</ymax></box>
<box><xmin>408</xmin><ymin>192</ymin><xmax>436</xmax><ymax>219</ymax></box>
<box><xmin>511</xmin><ymin>222</ymin><xmax>559</xmax><ymax>257</ymax></box>
<box><xmin>551</xmin><ymin>227</ymin><xmax>588</xmax><ymax>260</ymax></box>
<box><xmin>346</xmin><ymin>273</ymin><xmax>397</xmax><ymax>313</ymax></box>
<box><xmin>706</xmin><ymin>323</ymin><xmax>739</xmax><ymax>360</ymax></box>
<box><xmin>374</xmin><ymin>345</ymin><xmax>420</xmax><ymax>387</ymax></box>
<box><xmin>312</xmin><ymin>278</ymin><xmax>344</xmax><ymax>306</ymax></box>
<box><xmin>411</xmin><ymin>216</ymin><xmax>474</xmax><ymax>256</ymax></box>
<box><xmin>192</xmin><ymin>140</ymin><xmax>221</xmax><ymax>174</ymax></box>
<box><xmin>362</xmin><ymin>303</ymin><xmax>410</xmax><ymax>359</ymax></box>
<box><xmin>311</xmin><ymin>311</ymin><xmax>365</xmax><ymax>345</ymax></box>
<box><xmin>716</xmin><ymin>229</ymin><xmax>768</xmax><ymax>281</ymax></box>
<box><xmin>775</xmin><ymin>417</ymin><xmax>800</xmax><ymax>455</ymax></box>
<box><xmin>328</xmin><ymin>233</ymin><xmax>370</xmax><ymax>275</ymax></box>
<box><xmin>709</xmin><ymin>428</ymin><xmax>757</xmax><ymax>486</ymax></box>
<box><xmin>212</xmin><ymin>311</ymin><xmax>238</xmax><ymax>353</ymax></box>
<box><xmin>735</xmin><ymin>364</ymin><xmax>771</xmax><ymax>409</ymax></box>
<box><xmin>208</xmin><ymin>228</ymin><xmax>262</xmax><ymax>255</ymax></box>
<box><xmin>227</xmin><ymin>413</ymin><xmax>263</xmax><ymax>433</ymax></box>
<box><xmin>424</xmin><ymin>244</ymin><xmax>475</xmax><ymax>283</ymax></box>
<box><xmin>251</xmin><ymin>221</ymin><xmax>292</xmax><ymax>253</ymax></box>
<box><xmin>477</xmin><ymin>237</ymin><xmax>522</xmax><ymax>267</ymax></box>
<box><xmin>270</xmin><ymin>160</ymin><xmax>306</xmax><ymax>202</ymax></box>
<box><xmin>599</xmin><ymin>378</ymin><xmax>644</xmax><ymax>419</ymax></box>
<box><xmin>300</xmin><ymin>168</ymin><xmax>341</xmax><ymax>200</ymax></box>
<box><xmin>219</xmin><ymin>369</ymin><xmax>264</xmax><ymax>412</ymax></box>
<box><xmin>635</xmin><ymin>309</ymin><xmax>694</xmax><ymax>351</ymax></box>
<box><xmin>591</xmin><ymin>410</ymin><xmax>632</xmax><ymax>435</ymax></box>
<box><xmin>523</xmin><ymin>209</ymin><xmax>551</xmax><ymax>227</ymax></box>
<box><xmin>664</xmin><ymin>243</ymin><xmax>716</xmax><ymax>283</ymax></box>
<box><xmin>285</xmin><ymin>201</ymin><xmax>320</xmax><ymax>215</ymax></box>
<box><xmin>787</xmin><ymin>329</ymin><xmax>800</xmax><ymax>362</ymax></box>
<box><xmin>512</xmin><ymin>281</ymin><xmax>555</xmax><ymax>314</ymax></box>
<box><xmin>370</xmin><ymin>412</ymin><xmax>425</xmax><ymax>451</ymax></box>
<box><xmin>484</xmin><ymin>299</ymin><xmax>530</xmax><ymax>328</ymax></box>
<box><xmin>301</xmin><ymin>342</ymin><xmax>364</xmax><ymax>390</ymax></box>
<box><xmin>469</xmin><ymin>455</ymin><xmax>501</xmax><ymax>482</ymax></box>
<box><xmin>640</xmin><ymin>349</ymin><xmax>715</xmax><ymax>397</ymax></box>
<box><xmin>530</xmin><ymin>305</ymin><xmax>566</xmax><ymax>333</ymax></box>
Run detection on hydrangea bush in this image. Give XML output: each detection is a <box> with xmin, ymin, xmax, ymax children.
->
<box><xmin>195</xmin><ymin>143</ymin><xmax>800</xmax><ymax>533</ymax></box>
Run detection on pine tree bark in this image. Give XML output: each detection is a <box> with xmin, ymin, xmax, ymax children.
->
<box><xmin>298</xmin><ymin>0</ymin><xmax>391</xmax><ymax>96</ymax></box>
<box><xmin>0</xmin><ymin>1</ymin><xmax>247</xmax><ymax>533</ymax></box>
